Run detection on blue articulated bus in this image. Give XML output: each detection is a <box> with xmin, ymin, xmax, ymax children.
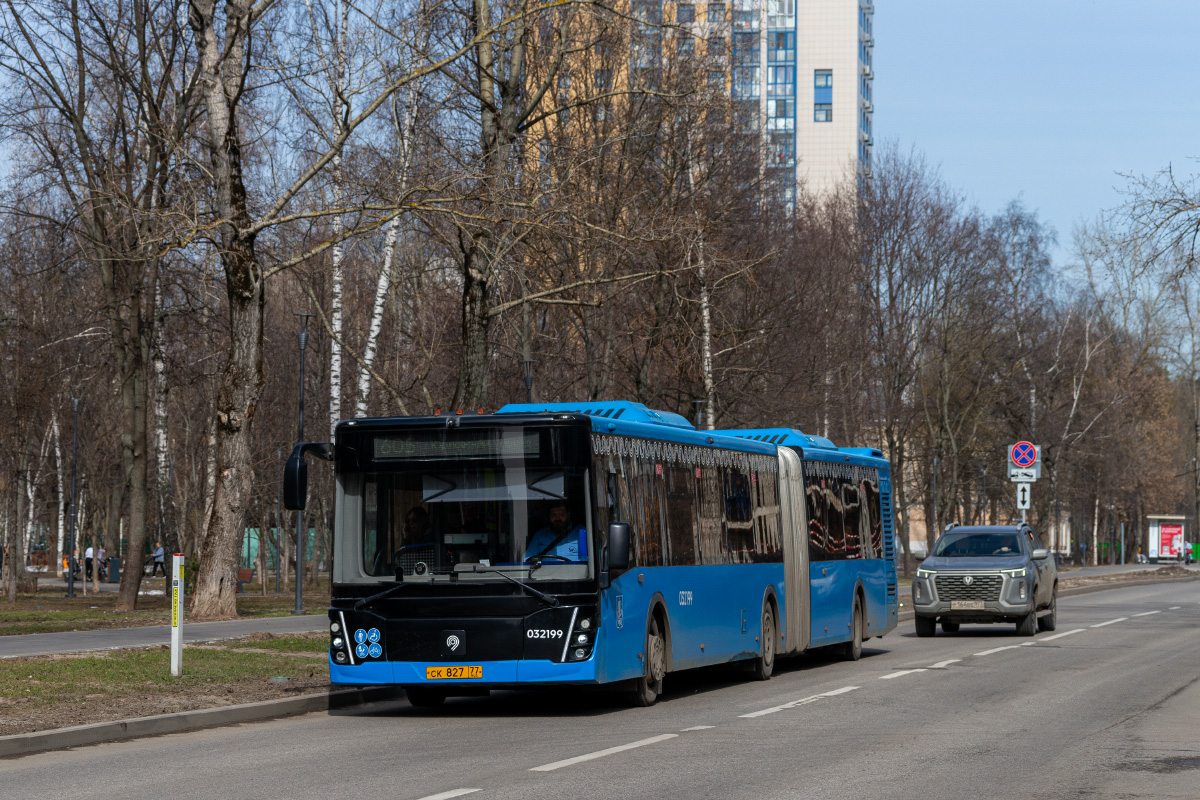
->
<box><xmin>284</xmin><ymin>402</ymin><xmax>897</xmax><ymax>707</ymax></box>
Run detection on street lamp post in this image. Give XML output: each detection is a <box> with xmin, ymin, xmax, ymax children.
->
<box><xmin>691</xmin><ymin>399</ymin><xmax>705</xmax><ymax>430</ymax></box>
<box><xmin>65</xmin><ymin>398</ymin><xmax>80</xmax><ymax>598</ymax></box>
<box><xmin>294</xmin><ymin>313</ymin><xmax>314</xmax><ymax>615</ymax></box>
<box><xmin>520</xmin><ymin>359</ymin><xmax>536</xmax><ymax>404</ymax></box>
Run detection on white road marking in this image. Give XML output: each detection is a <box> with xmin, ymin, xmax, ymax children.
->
<box><xmin>1019</xmin><ymin>642</ymin><xmax>1036</xmax><ymax>646</ymax></box>
<box><xmin>1090</xmin><ymin>617</ymin><xmax>1127</xmax><ymax>628</ymax></box>
<box><xmin>1132</xmin><ymin>610</ymin><xmax>1161</xmax><ymax>617</ymax></box>
<box><xmin>530</xmin><ymin>734</ymin><xmax>678</xmax><ymax>772</ymax></box>
<box><xmin>1038</xmin><ymin>629</ymin><xmax>1084</xmax><ymax>642</ymax></box>
<box><xmin>880</xmin><ymin>668</ymin><xmax>927</xmax><ymax>680</ymax></box>
<box><xmin>1169</xmin><ymin>606</ymin><xmax>1181</xmax><ymax>610</ymax></box>
<box><xmin>739</xmin><ymin>686</ymin><xmax>859</xmax><ymax>718</ymax></box>
<box><xmin>680</xmin><ymin>725</ymin><xmax>714</xmax><ymax>731</ymax></box>
<box><xmin>974</xmin><ymin>645</ymin><xmax>1022</xmax><ymax>656</ymax></box>
<box><xmin>415</xmin><ymin>790</ymin><xmax>481</xmax><ymax>800</ymax></box>
<box><xmin>928</xmin><ymin>659</ymin><xmax>961</xmax><ymax>669</ymax></box>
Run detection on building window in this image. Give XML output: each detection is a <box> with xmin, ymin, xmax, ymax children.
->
<box><xmin>767</xmin><ymin>65</ymin><xmax>794</xmax><ymax>96</ymax></box>
<box><xmin>707</xmin><ymin>3</ymin><xmax>725</xmax><ymax>23</ymax></box>
<box><xmin>767</xmin><ymin>31</ymin><xmax>794</xmax><ymax>63</ymax></box>
<box><xmin>734</xmin><ymin>9</ymin><xmax>758</xmax><ymax>31</ymax></box>
<box><xmin>814</xmin><ymin>103</ymin><xmax>831</xmax><ymax>122</ymax></box>
<box><xmin>707</xmin><ymin>35</ymin><xmax>725</xmax><ymax>57</ymax></box>
<box><xmin>677</xmin><ymin>3</ymin><xmax>694</xmax><ymax>23</ymax></box>
<box><xmin>733</xmin><ymin>67</ymin><xmax>760</xmax><ymax>98</ymax></box>
<box><xmin>732</xmin><ymin>32</ymin><xmax>756</xmax><ymax>63</ymax></box>
<box><xmin>678</xmin><ymin>35</ymin><xmax>695</xmax><ymax>56</ymax></box>
<box><xmin>814</xmin><ymin>69</ymin><xmax>832</xmax><ymax>89</ymax></box>
<box><xmin>707</xmin><ymin>70</ymin><xmax>724</xmax><ymax>87</ymax></box>
<box><xmin>594</xmin><ymin>69</ymin><xmax>612</xmax><ymax>90</ymax></box>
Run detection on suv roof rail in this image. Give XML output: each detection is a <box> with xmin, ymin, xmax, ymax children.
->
<box><xmin>943</xmin><ymin>522</ymin><xmax>958</xmax><ymax>531</ymax></box>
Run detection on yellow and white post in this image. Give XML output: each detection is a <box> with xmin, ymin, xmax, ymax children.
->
<box><xmin>170</xmin><ymin>553</ymin><xmax>184</xmax><ymax>676</ymax></box>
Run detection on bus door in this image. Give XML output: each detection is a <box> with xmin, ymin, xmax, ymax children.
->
<box><xmin>777</xmin><ymin>447</ymin><xmax>810</xmax><ymax>654</ymax></box>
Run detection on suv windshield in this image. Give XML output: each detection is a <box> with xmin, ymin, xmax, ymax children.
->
<box><xmin>934</xmin><ymin>530</ymin><xmax>1023</xmax><ymax>557</ymax></box>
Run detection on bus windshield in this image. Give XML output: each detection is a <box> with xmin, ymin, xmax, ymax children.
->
<box><xmin>359</xmin><ymin>461</ymin><xmax>592</xmax><ymax>583</ymax></box>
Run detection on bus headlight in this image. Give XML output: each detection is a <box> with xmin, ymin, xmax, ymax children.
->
<box><xmin>579</xmin><ymin>618</ymin><xmax>591</xmax><ymax>630</ymax></box>
<box><xmin>330</xmin><ymin>621</ymin><xmax>341</xmax><ymax>634</ymax></box>
<box><xmin>333</xmin><ymin>651</ymin><xmax>347</xmax><ymax>664</ymax></box>
<box><xmin>332</xmin><ymin>637</ymin><xmax>344</xmax><ymax>649</ymax></box>
<box><xmin>574</xmin><ymin>649</ymin><xmax>586</xmax><ymax>659</ymax></box>
<box><xmin>576</xmin><ymin>633</ymin><xmax>589</xmax><ymax>644</ymax></box>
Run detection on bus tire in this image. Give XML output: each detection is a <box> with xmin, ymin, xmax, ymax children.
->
<box><xmin>749</xmin><ymin>603</ymin><xmax>776</xmax><ymax>681</ymax></box>
<box><xmin>405</xmin><ymin>687</ymin><xmax>446</xmax><ymax>708</ymax></box>
<box><xmin>841</xmin><ymin>596</ymin><xmax>863</xmax><ymax>661</ymax></box>
<box><xmin>631</xmin><ymin>613</ymin><xmax>666</xmax><ymax>707</ymax></box>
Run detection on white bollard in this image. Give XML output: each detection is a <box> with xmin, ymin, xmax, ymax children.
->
<box><xmin>170</xmin><ymin>554</ymin><xmax>184</xmax><ymax>676</ymax></box>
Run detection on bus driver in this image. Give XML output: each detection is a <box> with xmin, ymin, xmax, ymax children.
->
<box><xmin>524</xmin><ymin>501</ymin><xmax>588</xmax><ymax>562</ymax></box>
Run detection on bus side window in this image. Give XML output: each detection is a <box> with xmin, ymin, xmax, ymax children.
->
<box><xmin>806</xmin><ymin>471</ymin><xmax>828</xmax><ymax>562</ymax></box>
<box><xmin>607</xmin><ymin>472</ymin><xmax>621</xmax><ymax>521</ymax></box>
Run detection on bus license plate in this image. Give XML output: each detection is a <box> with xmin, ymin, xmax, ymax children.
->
<box><xmin>950</xmin><ymin>601</ymin><xmax>985</xmax><ymax>610</ymax></box>
<box><xmin>426</xmin><ymin>665</ymin><xmax>483</xmax><ymax>680</ymax></box>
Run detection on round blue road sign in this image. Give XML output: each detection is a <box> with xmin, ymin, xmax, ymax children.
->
<box><xmin>367</xmin><ymin>628</ymin><xmax>381</xmax><ymax>643</ymax></box>
<box><xmin>368</xmin><ymin>643</ymin><xmax>382</xmax><ymax>658</ymax></box>
<box><xmin>355</xmin><ymin>643</ymin><xmax>369</xmax><ymax>659</ymax></box>
<box><xmin>354</xmin><ymin>629</ymin><xmax>367</xmax><ymax>644</ymax></box>
<box><xmin>1011</xmin><ymin>441</ymin><xmax>1037</xmax><ymax>468</ymax></box>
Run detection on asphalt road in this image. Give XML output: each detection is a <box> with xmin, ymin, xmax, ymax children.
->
<box><xmin>5</xmin><ymin>581</ymin><xmax>1198</xmax><ymax>800</ymax></box>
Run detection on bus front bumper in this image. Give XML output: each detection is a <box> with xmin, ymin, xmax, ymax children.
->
<box><xmin>330</xmin><ymin>656</ymin><xmax>599</xmax><ymax>687</ymax></box>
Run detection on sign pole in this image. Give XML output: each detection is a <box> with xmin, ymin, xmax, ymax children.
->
<box><xmin>171</xmin><ymin>553</ymin><xmax>184</xmax><ymax>676</ymax></box>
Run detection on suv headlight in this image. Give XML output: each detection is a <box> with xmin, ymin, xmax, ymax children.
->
<box><xmin>1002</xmin><ymin>568</ymin><xmax>1027</xmax><ymax>578</ymax></box>
<box><xmin>916</xmin><ymin>568</ymin><xmax>937</xmax><ymax>579</ymax></box>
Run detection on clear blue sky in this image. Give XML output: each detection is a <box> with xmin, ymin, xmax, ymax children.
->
<box><xmin>874</xmin><ymin>1</ymin><xmax>1200</xmax><ymax>263</ymax></box>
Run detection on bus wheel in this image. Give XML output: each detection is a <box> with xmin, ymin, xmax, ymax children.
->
<box><xmin>631</xmin><ymin>614</ymin><xmax>666</xmax><ymax>707</ymax></box>
<box><xmin>749</xmin><ymin>603</ymin><xmax>776</xmax><ymax>681</ymax></box>
<box><xmin>841</xmin><ymin>596</ymin><xmax>863</xmax><ymax>661</ymax></box>
<box><xmin>406</xmin><ymin>687</ymin><xmax>446</xmax><ymax>708</ymax></box>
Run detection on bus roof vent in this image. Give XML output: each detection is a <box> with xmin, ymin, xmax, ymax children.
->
<box><xmin>494</xmin><ymin>401</ymin><xmax>693</xmax><ymax>429</ymax></box>
<box><xmin>709</xmin><ymin>427</ymin><xmax>840</xmax><ymax>451</ymax></box>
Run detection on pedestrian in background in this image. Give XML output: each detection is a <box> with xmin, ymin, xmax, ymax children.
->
<box><xmin>150</xmin><ymin>542</ymin><xmax>166</xmax><ymax>577</ymax></box>
<box><xmin>84</xmin><ymin>544</ymin><xmax>94</xmax><ymax>580</ymax></box>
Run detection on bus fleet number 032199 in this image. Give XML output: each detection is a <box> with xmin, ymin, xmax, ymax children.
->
<box><xmin>526</xmin><ymin>629</ymin><xmax>564</xmax><ymax>639</ymax></box>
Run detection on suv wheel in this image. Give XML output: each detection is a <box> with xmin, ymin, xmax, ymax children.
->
<box><xmin>1016</xmin><ymin>604</ymin><xmax>1037</xmax><ymax>636</ymax></box>
<box><xmin>1037</xmin><ymin>590</ymin><xmax>1057</xmax><ymax>632</ymax></box>
<box><xmin>915</xmin><ymin>615</ymin><xmax>936</xmax><ymax>637</ymax></box>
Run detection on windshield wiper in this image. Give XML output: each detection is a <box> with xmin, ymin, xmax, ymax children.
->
<box><xmin>467</xmin><ymin>566</ymin><xmax>561</xmax><ymax>608</ymax></box>
<box><xmin>353</xmin><ymin>581</ymin><xmax>408</xmax><ymax>611</ymax></box>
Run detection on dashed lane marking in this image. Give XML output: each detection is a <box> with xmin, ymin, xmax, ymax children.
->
<box><xmin>928</xmin><ymin>659</ymin><xmax>961</xmax><ymax>669</ymax></box>
<box><xmin>880</xmin><ymin>668</ymin><xmax>927</xmax><ymax>680</ymax></box>
<box><xmin>1090</xmin><ymin>617</ymin><xmax>1127</xmax><ymax>628</ymax></box>
<box><xmin>530</xmin><ymin>734</ymin><xmax>678</xmax><ymax>772</ymax></box>
<box><xmin>1037</xmin><ymin>629</ymin><xmax>1084</xmax><ymax>642</ymax></box>
<box><xmin>973</xmin><ymin>645</ymin><xmax>1023</xmax><ymax>657</ymax></box>
<box><xmin>415</xmin><ymin>790</ymin><xmax>481</xmax><ymax>800</ymax></box>
<box><xmin>680</xmin><ymin>725</ymin><xmax>714</xmax><ymax>731</ymax></box>
<box><xmin>1132</xmin><ymin>610</ymin><xmax>1162</xmax><ymax>617</ymax></box>
<box><xmin>739</xmin><ymin>686</ymin><xmax>859</xmax><ymax>718</ymax></box>
<box><xmin>1169</xmin><ymin>606</ymin><xmax>1181</xmax><ymax>610</ymax></box>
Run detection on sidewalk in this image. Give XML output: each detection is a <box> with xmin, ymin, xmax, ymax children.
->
<box><xmin>0</xmin><ymin>614</ymin><xmax>327</xmax><ymax>659</ymax></box>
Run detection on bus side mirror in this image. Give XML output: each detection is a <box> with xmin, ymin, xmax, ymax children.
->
<box><xmin>608</xmin><ymin>522</ymin><xmax>631</xmax><ymax>572</ymax></box>
<box><xmin>283</xmin><ymin>452</ymin><xmax>308</xmax><ymax>511</ymax></box>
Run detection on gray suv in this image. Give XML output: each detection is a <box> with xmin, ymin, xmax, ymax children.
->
<box><xmin>912</xmin><ymin>524</ymin><xmax>1057</xmax><ymax>637</ymax></box>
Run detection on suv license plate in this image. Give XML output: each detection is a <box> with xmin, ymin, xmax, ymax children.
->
<box><xmin>950</xmin><ymin>600</ymin><xmax>985</xmax><ymax>610</ymax></box>
<box><xmin>426</xmin><ymin>665</ymin><xmax>483</xmax><ymax>680</ymax></box>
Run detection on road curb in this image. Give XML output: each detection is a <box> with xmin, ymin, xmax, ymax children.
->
<box><xmin>0</xmin><ymin>686</ymin><xmax>402</xmax><ymax>759</ymax></box>
<box><xmin>895</xmin><ymin>574</ymin><xmax>1198</xmax><ymax>624</ymax></box>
